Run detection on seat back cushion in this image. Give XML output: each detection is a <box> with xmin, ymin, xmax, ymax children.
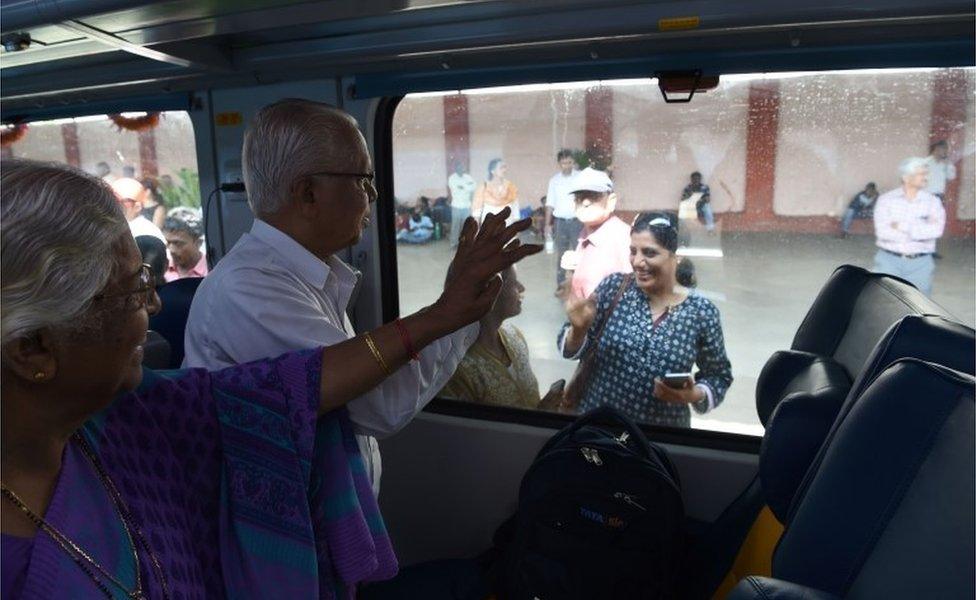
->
<box><xmin>774</xmin><ymin>360</ymin><xmax>974</xmax><ymax>599</ymax></box>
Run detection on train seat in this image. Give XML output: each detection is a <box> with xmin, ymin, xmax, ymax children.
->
<box><xmin>150</xmin><ymin>277</ymin><xmax>204</xmax><ymax>368</ymax></box>
<box><xmin>699</xmin><ymin>265</ymin><xmax>960</xmax><ymax>599</ymax></box>
<box><xmin>728</xmin><ymin>358</ymin><xmax>975</xmax><ymax>599</ymax></box>
<box><xmin>142</xmin><ymin>330</ymin><xmax>172</xmax><ymax>370</ymax></box>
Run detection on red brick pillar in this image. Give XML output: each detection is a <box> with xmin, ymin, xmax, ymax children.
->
<box><xmin>61</xmin><ymin>123</ymin><xmax>81</xmax><ymax>167</ymax></box>
<box><xmin>138</xmin><ymin>128</ymin><xmax>158</xmax><ymax>178</ymax></box>
<box><xmin>723</xmin><ymin>80</ymin><xmax>781</xmax><ymax>231</ymax></box>
<box><xmin>443</xmin><ymin>94</ymin><xmax>470</xmax><ymax>178</ymax></box>
<box><xmin>929</xmin><ymin>68</ymin><xmax>973</xmax><ymax>238</ymax></box>
<box><xmin>584</xmin><ymin>86</ymin><xmax>614</xmax><ymax>169</ymax></box>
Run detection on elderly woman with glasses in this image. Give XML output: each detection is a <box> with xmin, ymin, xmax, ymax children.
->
<box><xmin>0</xmin><ymin>159</ymin><xmax>538</xmax><ymax>599</ymax></box>
<box><xmin>558</xmin><ymin>212</ymin><xmax>733</xmax><ymax>428</ymax></box>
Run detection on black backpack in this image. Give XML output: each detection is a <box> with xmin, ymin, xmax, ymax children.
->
<box><xmin>499</xmin><ymin>406</ymin><xmax>685</xmax><ymax>600</ymax></box>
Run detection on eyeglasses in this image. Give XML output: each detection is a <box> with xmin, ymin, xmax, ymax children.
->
<box><xmin>309</xmin><ymin>170</ymin><xmax>375</xmax><ymax>189</ymax></box>
<box><xmin>93</xmin><ymin>264</ymin><xmax>156</xmax><ymax>307</ymax></box>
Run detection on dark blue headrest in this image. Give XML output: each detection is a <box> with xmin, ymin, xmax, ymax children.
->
<box><xmin>757</xmin><ymin>352</ymin><xmax>850</xmax><ymax>522</ymax></box>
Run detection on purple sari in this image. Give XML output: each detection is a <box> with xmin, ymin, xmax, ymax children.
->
<box><xmin>1</xmin><ymin>348</ymin><xmax>397</xmax><ymax>599</ymax></box>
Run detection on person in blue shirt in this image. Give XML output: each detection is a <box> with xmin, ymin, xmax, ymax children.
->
<box><xmin>559</xmin><ymin>212</ymin><xmax>733</xmax><ymax>427</ymax></box>
<box><xmin>397</xmin><ymin>205</ymin><xmax>435</xmax><ymax>244</ymax></box>
<box><xmin>839</xmin><ymin>182</ymin><xmax>879</xmax><ymax>238</ymax></box>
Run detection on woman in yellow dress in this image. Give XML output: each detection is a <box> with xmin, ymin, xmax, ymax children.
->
<box><xmin>442</xmin><ymin>266</ymin><xmax>560</xmax><ymax>410</ymax></box>
<box><xmin>472</xmin><ymin>158</ymin><xmax>520</xmax><ymax>226</ymax></box>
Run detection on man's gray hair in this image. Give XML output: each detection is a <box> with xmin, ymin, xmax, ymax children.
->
<box><xmin>1</xmin><ymin>159</ymin><xmax>128</xmax><ymax>344</ymax></box>
<box><xmin>899</xmin><ymin>156</ymin><xmax>929</xmax><ymax>179</ymax></box>
<box><xmin>242</xmin><ymin>98</ymin><xmax>357</xmax><ymax>218</ymax></box>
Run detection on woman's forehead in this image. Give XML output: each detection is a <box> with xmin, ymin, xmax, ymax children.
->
<box><xmin>631</xmin><ymin>230</ymin><xmax>664</xmax><ymax>248</ymax></box>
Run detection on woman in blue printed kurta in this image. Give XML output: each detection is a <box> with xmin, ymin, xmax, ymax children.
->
<box><xmin>559</xmin><ymin>213</ymin><xmax>732</xmax><ymax>427</ymax></box>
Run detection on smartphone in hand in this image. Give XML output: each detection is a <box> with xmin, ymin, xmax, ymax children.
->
<box><xmin>662</xmin><ymin>372</ymin><xmax>693</xmax><ymax>389</ymax></box>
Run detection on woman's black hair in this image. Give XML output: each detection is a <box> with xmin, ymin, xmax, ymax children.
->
<box><xmin>676</xmin><ymin>257</ymin><xmax>697</xmax><ymax>288</ymax></box>
<box><xmin>487</xmin><ymin>158</ymin><xmax>503</xmax><ymax>180</ymax></box>
<box><xmin>135</xmin><ymin>235</ymin><xmax>168</xmax><ymax>284</ymax></box>
<box><xmin>631</xmin><ymin>211</ymin><xmax>679</xmax><ymax>253</ymax></box>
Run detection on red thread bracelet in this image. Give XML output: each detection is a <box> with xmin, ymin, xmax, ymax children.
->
<box><xmin>395</xmin><ymin>318</ymin><xmax>420</xmax><ymax>361</ymax></box>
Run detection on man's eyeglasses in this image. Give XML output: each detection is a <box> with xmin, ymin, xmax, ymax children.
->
<box><xmin>93</xmin><ymin>264</ymin><xmax>156</xmax><ymax>307</ymax></box>
<box><xmin>308</xmin><ymin>170</ymin><xmax>376</xmax><ymax>192</ymax></box>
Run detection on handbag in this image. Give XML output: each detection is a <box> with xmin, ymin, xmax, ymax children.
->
<box><xmin>561</xmin><ymin>274</ymin><xmax>632</xmax><ymax>410</ymax></box>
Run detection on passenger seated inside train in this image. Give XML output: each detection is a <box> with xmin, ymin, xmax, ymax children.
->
<box><xmin>0</xmin><ymin>159</ymin><xmax>539</xmax><ymax>597</ymax></box>
<box><xmin>559</xmin><ymin>212</ymin><xmax>732</xmax><ymax>427</ymax></box>
<box><xmin>441</xmin><ymin>265</ymin><xmax>563</xmax><ymax>410</ymax></box>
<box><xmin>181</xmin><ymin>100</ymin><xmax>542</xmax><ymax>496</ymax></box>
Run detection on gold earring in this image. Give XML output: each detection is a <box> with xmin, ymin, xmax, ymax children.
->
<box><xmin>33</xmin><ymin>371</ymin><xmax>45</xmax><ymax>380</ymax></box>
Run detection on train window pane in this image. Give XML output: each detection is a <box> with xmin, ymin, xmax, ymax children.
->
<box><xmin>3</xmin><ymin>111</ymin><xmax>206</xmax><ymax>282</ymax></box>
<box><xmin>391</xmin><ymin>69</ymin><xmax>976</xmax><ymax>435</ymax></box>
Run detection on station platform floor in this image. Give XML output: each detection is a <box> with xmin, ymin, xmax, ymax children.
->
<box><xmin>396</xmin><ymin>226</ymin><xmax>975</xmax><ymax>435</ymax></box>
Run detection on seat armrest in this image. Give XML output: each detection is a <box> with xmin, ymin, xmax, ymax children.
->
<box><xmin>727</xmin><ymin>576</ymin><xmax>841</xmax><ymax>600</ymax></box>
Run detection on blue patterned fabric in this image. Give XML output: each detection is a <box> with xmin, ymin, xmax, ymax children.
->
<box><xmin>559</xmin><ymin>273</ymin><xmax>733</xmax><ymax>427</ymax></box>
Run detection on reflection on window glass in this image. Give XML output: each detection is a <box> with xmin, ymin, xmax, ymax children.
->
<box><xmin>392</xmin><ymin>69</ymin><xmax>976</xmax><ymax>435</ymax></box>
<box><xmin>2</xmin><ymin>111</ymin><xmax>207</xmax><ymax>283</ymax></box>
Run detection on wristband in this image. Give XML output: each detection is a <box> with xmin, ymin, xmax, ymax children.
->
<box><xmin>394</xmin><ymin>318</ymin><xmax>421</xmax><ymax>361</ymax></box>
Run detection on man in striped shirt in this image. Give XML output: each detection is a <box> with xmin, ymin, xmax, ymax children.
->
<box><xmin>872</xmin><ymin>157</ymin><xmax>946</xmax><ymax>296</ymax></box>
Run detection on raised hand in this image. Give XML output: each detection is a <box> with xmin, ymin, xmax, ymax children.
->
<box><xmin>564</xmin><ymin>292</ymin><xmax>597</xmax><ymax>332</ymax></box>
<box><xmin>434</xmin><ymin>207</ymin><xmax>541</xmax><ymax>329</ymax></box>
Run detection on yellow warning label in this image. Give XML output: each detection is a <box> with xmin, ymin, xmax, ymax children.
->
<box><xmin>658</xmin><ymin>16</ymin><xmax>700</xmax><ymax>31</ymax></box>
<box><xmin>215</xmin><ymin>112</ymin><xmax>243</xmax><ymax>126</ymax></box>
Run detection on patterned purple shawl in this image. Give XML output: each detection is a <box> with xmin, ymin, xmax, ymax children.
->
<box><xmin>1</xmin><ymin>348</ymin><xmax>397</xmax><ymax>599</ymax></box>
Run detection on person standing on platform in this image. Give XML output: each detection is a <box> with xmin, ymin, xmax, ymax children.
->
<box><xmin>563</xmin><ymin>167</ymin><xmax>633</xmax><ymax>299</ymax></box>
<box><xmin>924</xmin><ymin>140</ymin><xmax>956</xmax><ymax>259</ymax></box>
<box><xmin>872</xmin><ymin>157</ymin><xmax>946</xmax><ymax>296</ymax></box>
<box><xmin>545</xmin><ymin>150</ymin><xmax>580</xmax><ymax>294</ymax></box>
<box><xmin>448</xmin><ymin>162</ymin><xmax>477</xmax><ymax>248</ymax></box>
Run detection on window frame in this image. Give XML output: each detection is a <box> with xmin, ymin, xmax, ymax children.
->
<box><xmin>374</xmin><ymin>92</ymin><xmax>765</xmax><ymax>453</ymax></box>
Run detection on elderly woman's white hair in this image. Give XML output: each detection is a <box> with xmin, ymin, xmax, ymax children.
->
<box><xmin>1</xmin><ymin>159</ymin><xmax>128</xmax><ymax>344</ymax></box>
<box><xmin>899</xmin><ymin>157</ymin><xmax>930</xmax><ymax>180</ymax></box>
<box><xmin>242</xmin><ymin>98</ymin><xmax>358</xmax><ymax>217</ymax></box>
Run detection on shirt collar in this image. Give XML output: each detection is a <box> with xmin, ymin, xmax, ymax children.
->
<box><xmin>581</xmin><ymin>215</ymin><xmax>623</xmax><ymax>247</ymax></box>
<box><xmin>249</xmin><ymin>219</ymin><xmax>355</xmax><ymax>290</ymax></box>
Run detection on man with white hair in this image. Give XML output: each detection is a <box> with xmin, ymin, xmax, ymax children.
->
<box><xmin>872</xmin><ymin>157</ymin><xmax>946</xmax><ymax>296</ymax></box>
<box><xmin>111</xmin><ymin>177</ymin><xmax>166</xmax><ymax>244</ymax></box>
<box><xmin>183</xmin><ymin>99</ymin><xmax>482</xmax><ymax>494</ymax></box>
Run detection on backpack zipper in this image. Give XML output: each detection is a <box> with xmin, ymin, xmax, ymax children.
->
<box><xmin>613</xmin><ymin>492</ymin><xmax>647</xmax><ymax>511</ymax></box>
<box><xmin>580</xmin><ymin>447</ymin><xmax>603</xmax><ymax>466</ymax></box>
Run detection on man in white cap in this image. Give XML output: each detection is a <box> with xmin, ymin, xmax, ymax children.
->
<box><xmin>560</xmin><ymin>167</ymin><xmax>632</xmax><ymax>298</ymax></box>
<box><xmin>111</xmin><ymin>177</ymin><xmax>167</xmax><ymax>244</ymax></box>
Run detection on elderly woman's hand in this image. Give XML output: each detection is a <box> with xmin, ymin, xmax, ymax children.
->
<box><xmin>653</xmin><ymin>377</ymin><xmax>704</xmax><ymax>405</ymax></box>
<box><xmin>435</xmin><ymin>208</ymin><xmax>541</xmax><ymax>328</ymax></box>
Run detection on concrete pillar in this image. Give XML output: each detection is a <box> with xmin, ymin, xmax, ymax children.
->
<box><xmin>138</xmin><ymin>127</ymin><xmax>158</xmax><ymax>177</ymax></box>
<box><xmin>929</xmin><ymin>68</ymin><xmax>973</xmax><ymax>237</ymax></box>
<box><xmin>584</xmin><ymin>86</ymin><xmax>613</xmax><ymax>169</ymax></box>
<box><xmin>61</xmin><ymin>123</ymin><xmax>81</xmax><ymax>167</ymax></box>
<box><xmin>443</xmin><ymin>94</ymin><xmax>470</xmax><ymax>177</ymax></box>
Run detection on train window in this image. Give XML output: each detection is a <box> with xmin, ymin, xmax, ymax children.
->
<box><xmin>2</xmin><ymin>111</ymin><xmax>206</xmax><ymax>281</ymax></box>
<box><xmin>392</xmin><ymin>68</ymin><xmax>975</xmax><ymax>435</ymax></box>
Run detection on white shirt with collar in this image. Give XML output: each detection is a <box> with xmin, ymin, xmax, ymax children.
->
<box><xmin>924</xmin><ymin>156</ymin><xmax>957</xmax><ymax>196</ymax></box>
<box><xmin>128</xmin><ymin>215</ymin><xmax>166</xmax><ymax>244</ymax></box>
<box><xmin>547</xmin><ymin>169</ymin><xmax>579</xmax><ymax>219</ymax></box>
<box><xmin>182</xmin><ymin>219</ymin><xmax>479</xmax><ymax>494</ymax></box>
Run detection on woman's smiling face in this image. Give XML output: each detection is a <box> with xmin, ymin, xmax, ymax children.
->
<box><xmin>630</xmin><ymin>230</ymin><xmax>677</xmax><ymax>291</ymax></box>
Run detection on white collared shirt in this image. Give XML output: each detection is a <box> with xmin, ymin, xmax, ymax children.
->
<box><xmin>448</xmin><ymin>172</ymin><xmax>477</xmax><ymax>209</ymax></box>
<box><xmin>924</xmin><ymin>156</ymin><xmax>956</xmax><ymax>196</ymax></box>
<box><xmin>128</xmin><ymin>215</ymin><xmax>166</xmax><ymax>244</ymax></box>
<box><xmin>873</xmin><ymin>187</ymin><xmax>946</xmax><ymax>255</ymax></box>
<box><xmin>183</xmin><ymin>219</ymin><xmax>479</xmax><ymax>494</ymax></box>
<box><xmin>547</xmin><ymin>169</ymin><xmax>579</xmax><ymax>219</ymax></box>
